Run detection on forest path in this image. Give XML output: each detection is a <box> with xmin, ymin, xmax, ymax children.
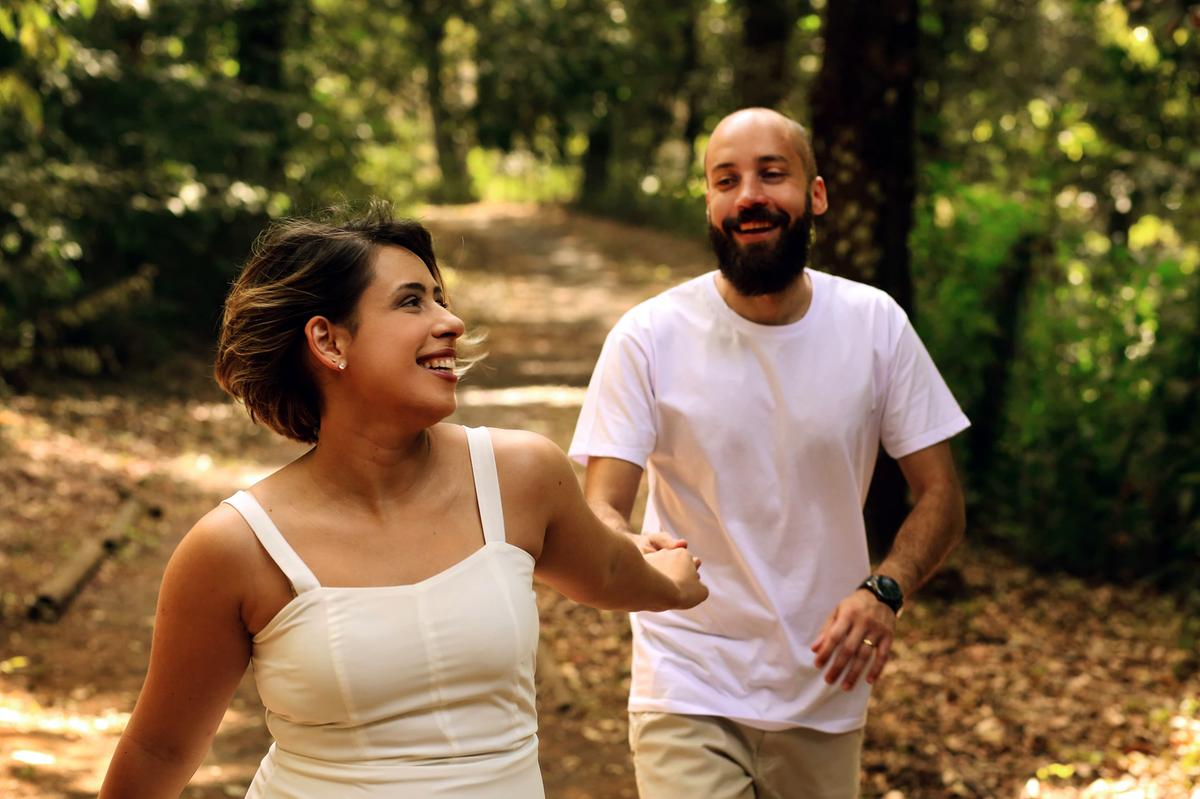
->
<box><xmin>0</xmin><ymin>204</ymin><xmax>1195</xmax><ymax>799</ymax></box>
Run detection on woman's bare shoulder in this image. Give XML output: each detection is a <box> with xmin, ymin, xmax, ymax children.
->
<box><xmin>166</xmin><ymin>501</ymin><xmax>259</xmax><ymax>585</ymax></box>
<box><xmin>467</xmin><ymin>425</ymin><xmax>575</xmax><ymax>507</ymax></box>
<box><xmin>479</xmin><ymin>426</ymin><xmax>569</xmax><ymax>476</ymax></box>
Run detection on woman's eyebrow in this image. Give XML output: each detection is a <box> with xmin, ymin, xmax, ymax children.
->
<box><xmin>390</xmin><ymin>282</ymin><xmax>428</xmax><ymax>297</ymax></box>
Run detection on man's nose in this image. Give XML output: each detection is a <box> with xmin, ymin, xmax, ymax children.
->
<box><xmin>735</xmin><ymin>176</ymin><xmax>768</xmax><ymax>211</ymax></box>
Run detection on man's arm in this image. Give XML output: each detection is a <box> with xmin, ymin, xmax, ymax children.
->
<box><xmin>812</xmin><ymin>440</ymin><xmax>965</xmax><ymax>690</ymax></box>
<box><xmin>877</xmin><ymin>440</ymin><xmax>966</xmax><ymax>596</ymax></box>
<box><xmin>584</xmin><ymin>456</ymin><xmax>685</xmax><ymax>553</ymax></box>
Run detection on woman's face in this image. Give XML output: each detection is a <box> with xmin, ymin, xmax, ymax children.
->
<box><xmin>341</xmin><ymin>245</ymin><xmax>465</xmax><ymax>424</ymax></box>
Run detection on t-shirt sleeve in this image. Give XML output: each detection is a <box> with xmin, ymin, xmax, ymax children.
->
<box><xmin>879</xmin><ymin>310</ymin><xmax>971</xmax><ymax>460</ymax></box>
<box><xmin>568</xmin><ymin>316</ymin><xmax>657</xmax><ymax>468</ymax></box>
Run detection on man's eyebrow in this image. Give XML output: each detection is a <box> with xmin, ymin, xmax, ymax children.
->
<box><xmin>710</xmin><ymin>154</ymin><xmax>790</xmax><ymax>172</ymax></box>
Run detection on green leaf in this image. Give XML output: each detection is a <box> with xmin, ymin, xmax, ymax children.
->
<box><xmin>0</xmin><ymin>73</ymin><xmax>43</xmax><ymax>130</ymax></box>
<box><xmin>0</xmin><ymin>10</ymin><xmax>16</xmax><ymax>41</ymax></box>
<box><xmin>79</xmin><ymin>0</ymin><xmax>98</xmax><ymax>20</ymax></box>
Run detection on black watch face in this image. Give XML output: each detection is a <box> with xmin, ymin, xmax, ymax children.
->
<box><xmin>875</xmin><ymin>575</ymin><xmax>902</xmax><ymax>602</ymax></box>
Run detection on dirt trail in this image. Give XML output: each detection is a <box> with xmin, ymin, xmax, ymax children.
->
<box><xmin>1</xmin><ymin>204</ymin><xmax>1197</xmax><ymax>799</ymax></box>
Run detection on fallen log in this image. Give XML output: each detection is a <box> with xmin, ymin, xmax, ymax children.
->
<box><xmin>28</xmin><ymin>496</ymin><xmax>145</xmax><ymax>623</ymax></box>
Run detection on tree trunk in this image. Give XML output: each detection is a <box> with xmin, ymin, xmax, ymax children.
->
<box><xmin>1147</xmin><ymin>296</ymin><xmax>1200</xmax><ymax>583</ymax></box>
<box><xmin>235</xmin><ymin>0</ymin><xmax>289</xmax><ymax>91</ymax></box>
<box><xmin>678</xmin><ymin>12</ymin><xmax>703</xmax><ymax>144</ymax></box>
<box><xmin>809</xmin><ymin>0</ymin><xmax>920</xmax><ymax>559</ymax></box>
<box><xmin>732</xmin><ymin>0</ymin><xmax>801</xmax><ymax>109</ymax></box>
<box><xmin>405</xmin><ymin>1</ymin><xmax>474</xmax><ymax>203</ymax></box>
<box><xmin>969</xmin><ymin>234</ymin><xmax>1037</xmax><ymax>479</ymax></box>
<box><xmin>422</xmin><ymin>21</ymin><xmax>474</xmax><ymax>203</ymax></box>
<box><xmin>580</xmin><ymin>112</ymin><xmax>614</xmax><ymax>205</ymax></box>
<box><xmin>235</xmin><ymin>0</ymin><xmax>293</xmax><ymax>178</ymax></box>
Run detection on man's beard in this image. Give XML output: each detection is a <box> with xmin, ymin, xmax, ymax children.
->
<box><xmin>708</xmin><ymin>206</ymin><xmax>814</xmax><ymax>297</ymax></box>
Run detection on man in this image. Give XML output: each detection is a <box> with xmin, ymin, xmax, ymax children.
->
<box><xmin>568</xmin><ymin>107</ymin><xmax>969</xmax><ymax>798</ymax></box>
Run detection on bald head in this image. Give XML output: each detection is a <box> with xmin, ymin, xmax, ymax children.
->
<box><xmin>705</xmin><ymin>108</ymin><xmax>818</xmax><ymax>187</ymax></box>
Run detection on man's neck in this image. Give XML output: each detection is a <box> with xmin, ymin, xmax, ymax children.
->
<box><xmin>714</xmin><ymin>270</ymin><xmax>813</xmax><ymax>325</ymax></box>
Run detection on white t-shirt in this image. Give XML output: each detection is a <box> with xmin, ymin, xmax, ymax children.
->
<box><xmin>569</xmin><ymin>270</ymin><xmax>970</xmax><ymax>733</ymax></box>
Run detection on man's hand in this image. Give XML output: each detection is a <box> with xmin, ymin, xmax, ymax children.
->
<box><xmin>811</xmin><ymin>589</ymin><xmax>897</xmax><ymax>691</ymax></box>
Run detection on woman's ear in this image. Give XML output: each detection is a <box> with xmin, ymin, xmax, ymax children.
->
<box><xmin>305</xmin><ymin>316</ymin><xmax>348</xmax><ymax>372</ymax></box>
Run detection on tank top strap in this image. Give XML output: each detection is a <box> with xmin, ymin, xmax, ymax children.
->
<box><xmin>223</xmin><ymin>491</ymin><xmax>322</xmax><ymax>593</ymax></box>
<box><xmin>464</xmin><ymin>426</ymin><xmax>507</xmax><ymax>546</ymax></box>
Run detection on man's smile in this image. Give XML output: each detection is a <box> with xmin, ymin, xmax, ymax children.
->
<box><xmin>724</xmin><ymin>208</ymin><xmax>790</xmax><ymax>246</ymax></box>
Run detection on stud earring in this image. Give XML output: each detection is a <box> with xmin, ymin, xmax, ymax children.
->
<box><xmin>337</xmin><ymin>360</ymin><xmax>347</xmax><ymax>370</ymax></box>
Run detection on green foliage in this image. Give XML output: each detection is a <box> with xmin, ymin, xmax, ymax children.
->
<box><xmin>0</xmin><ymin>0</ymin><xmax>357</xmax><ymax>386</ymax></box>
<box><xmin>467</xmin><ymin>148</ymin><xmax>579</xmax><ymax>204</ymax></box>
<box><xmin>911</xmin><ymin>168</ymin><xmax>1047</xmax><ymax>424</ymax></box>
<box><xmin>994</xmin><ymin>226</ymin><xmax>1199</xmax><ymax>579</ymax></box>
<box><xmin>903</xmin><ymin>0</ymin><xmax>1200</xmax><ymax>582</ymax></box>
<box><xmin>580</xmin><ymin>181</ymin><xmax>707</xmax><ymax>242</ymax></box>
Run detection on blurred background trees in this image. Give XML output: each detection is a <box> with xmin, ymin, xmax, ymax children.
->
<box><xmin>2</xmin><ymin>0</ymin><xmax>1197</xmax><ymax>583</ymax></box>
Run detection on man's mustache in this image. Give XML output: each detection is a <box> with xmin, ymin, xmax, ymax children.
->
<box><xmin>721</xmin><ymin>207</ymin><xmax>792</xmax><ymax>236</ymax></box>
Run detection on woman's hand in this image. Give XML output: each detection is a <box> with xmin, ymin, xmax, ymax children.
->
<box><xmin>644</xmin><ymin>547</ymin><xmax>708</xmax><ymax>609</ymax></box>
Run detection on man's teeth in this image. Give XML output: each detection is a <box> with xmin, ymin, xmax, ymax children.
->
<box><xmin>738</xmin><ymin>221</ymin><xmax>773</xmax><ymax>232</ymax></box>
<box><xmin>421</xmin><ymin>357</ymin><xmax>456</xmax><ymax>370</ymax></box>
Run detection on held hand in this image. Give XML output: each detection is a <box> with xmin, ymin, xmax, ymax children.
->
<box><xmin>632</xmin><ymin>531</ymin><xmax>689</xmax><ymax>555</ymax></box>
<box><xmin>811</xmin><ymin>589</ymin><xmax>897</xmax><ymax>691</ymax></box>
<box><xmin>644</xmin><ymin>548</ymin><xmax>708</xmax><ymax>609</ymax></box>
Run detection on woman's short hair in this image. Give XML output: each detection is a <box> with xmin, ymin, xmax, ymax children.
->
<box><xmin>215</xmin><ymin>201</ymin><xmax>445</xmax><ymax>444</ymax></box>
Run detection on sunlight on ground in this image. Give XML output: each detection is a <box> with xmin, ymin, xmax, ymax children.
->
<box><xmin>162</xmin><ymin>450</ymin><xmax>279</xmax><ymax>491</ymax></box>
<box><xmin>0</xmin><ymin>695</ymin><xmax>128</xmax><ymax>735</ymax></box>
<box><xmin>187</xmin><ymin>762</ymin><xmax>262</xmax><ymax>797</ymax></box>
<box><xmin>1016</xmin><ymin>696</ymin><xmax>1200</xmax><ymax>798</ymax></box>
<box><xmin>1</xmin><ymin>403</ymin><xmax>294</xmax><ymax>493</ymax></box>
<box><xmin>1019</xmin><ymin>777</ymin><xmax>1200</xmax><ymax>799</ymax></box>
<box><xmin>0</xmin><ymin>693</ymin><xmax>127</xmax><ymax>794</ymax></box>
<box><xmin>0</xmin><ymin>691</ymin><xmax>262</xmax><ymax>795</ymax></box>
<box><xmin>458</xmin><ymin>384</ymin><xmax>586</xmax><ymax>408</ymax></box>
<box><xmin>417</xmin><ymin>201</ymin><xmax>548</xmax><ymax>222</ymax></box>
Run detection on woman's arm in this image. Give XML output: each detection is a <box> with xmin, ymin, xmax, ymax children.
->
<box><xmin>496</xmin><ymin>429</ymin><xmax>707</xmax><ymax>612</ymax></box>
<box><xmin>99</xmin><ymin>506</ymin><xmax>255</xmax><ymax>798</ymax></box>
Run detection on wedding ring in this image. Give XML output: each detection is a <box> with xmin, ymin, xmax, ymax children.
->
<box><xmin>861</xmin><ymin>638</ymin><xmax>876</xmax><ymax>648</ymax></box>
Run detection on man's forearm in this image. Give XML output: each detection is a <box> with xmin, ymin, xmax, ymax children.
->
<box><xmin>588</xmin><ymin>498</ymin><xmax>637</xmax><ymax>537</ymax></box>
<box><xmin>876</xmin><ymin>481</ymin><xmax>965</xmax><ymax>598</ymax></box>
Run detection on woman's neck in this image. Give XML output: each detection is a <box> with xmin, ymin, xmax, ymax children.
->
<box><xmin>299</xmin><ymin>415</ymin><xmax>442</xmax><ymax>513</ymax></box>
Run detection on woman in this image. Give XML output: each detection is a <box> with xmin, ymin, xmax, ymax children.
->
<box><xmin>99</xmin><ymin>203</ymin><xmax>706</xmax><ymax>797</ymax></box>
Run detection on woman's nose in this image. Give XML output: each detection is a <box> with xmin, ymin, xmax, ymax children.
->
<box><xmin>435</xmin><ymin>306</ymin><xmax>466</xmax><ymax>339</ymax></box>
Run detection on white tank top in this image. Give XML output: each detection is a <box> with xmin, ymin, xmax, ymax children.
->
<box><xmin>224</xmin><ymin>426</ymin><xmax>544</xmax><ymax>797</ymax></box>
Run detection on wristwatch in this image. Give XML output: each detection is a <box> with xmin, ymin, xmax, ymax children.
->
<box><xmin>859</xmin><ymin>574</ymin><xmax>904</xmax><ymax>615</ymax></box>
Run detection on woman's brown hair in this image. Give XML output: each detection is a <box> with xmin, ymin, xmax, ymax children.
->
<box><xmin>214</xmin><ymin>201</ymin><xmax>446</xmax><ymax>443</ymax></box>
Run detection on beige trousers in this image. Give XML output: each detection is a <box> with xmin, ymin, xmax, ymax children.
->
<box><xmin>628</xmin><ymin>711</ymin><xmax>864</xmax><ymax>799</ymax></box>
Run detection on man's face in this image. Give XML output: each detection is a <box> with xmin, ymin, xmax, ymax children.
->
<box><xmin>704</xmin><ymin>114</ymin><xmax>827</xmax><ymax>296</ymax></box>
